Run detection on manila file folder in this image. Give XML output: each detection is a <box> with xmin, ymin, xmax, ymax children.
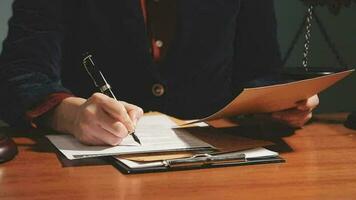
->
<box><xmin>184</xmin><ymin>69</ymin><xmax>354</xmax><ymax>124</ymax></box>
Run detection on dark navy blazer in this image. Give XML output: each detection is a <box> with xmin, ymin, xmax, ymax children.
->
<box><xmin>0</xmin><ymin>0</ymin><xmax>282</xmax><ymax>127</ymax></box>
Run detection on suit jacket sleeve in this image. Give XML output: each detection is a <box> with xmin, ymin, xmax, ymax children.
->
<box><xmin>0</xmin><ymin>0</ymin><xmax>75</xmax><ymax>127</ymax></box>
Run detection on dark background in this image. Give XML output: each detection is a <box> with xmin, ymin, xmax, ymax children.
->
<box><xmin>0</xmin><ymin>0</ymin><xmax>355</xmax><ymax>115</ymax></box>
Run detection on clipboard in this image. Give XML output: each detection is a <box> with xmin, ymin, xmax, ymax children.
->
<box><xmin>109</xmin><ymin>148</ymin><xmax>285</xmax><ymax>174</ymax></box>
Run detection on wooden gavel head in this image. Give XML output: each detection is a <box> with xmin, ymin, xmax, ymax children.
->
<box><xmin>0</xmin><ymin>133</ymin><xmax>18</xmax><ymax>164</ymax></box>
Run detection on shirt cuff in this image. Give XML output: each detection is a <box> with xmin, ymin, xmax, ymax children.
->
<box><xmin>26</xmin><ymin>92</ymin><xmax>74</xmax><ymax>128</ymax></box>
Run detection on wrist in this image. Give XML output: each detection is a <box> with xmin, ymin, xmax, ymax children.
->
<box><xmin>26</xmin><ymin>93</ymin><xmax>74</xmax><ymax>128</ymax></box>
<box><xmin>49</xmin><ymin>97</ymin><xmax>86</xmax><ymax>133</ymax></box>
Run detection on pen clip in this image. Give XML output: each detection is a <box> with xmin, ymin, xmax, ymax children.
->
<box><xmin>82</xmin><ymin>53</ymin><xmax>117</xmax><ymax>99</ymax></box>
<box><xmin>82</xmin><ymin>54</ymin><xmax>99</xmax><ymax>87</ymax></box>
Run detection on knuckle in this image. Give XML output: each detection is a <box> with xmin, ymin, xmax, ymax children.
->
<box><xmin>82</xmin><ymin>107</ymin><xmax>95</xmax><ymax>119</ymax></box>
<box><xmin>137</xmin><ymin>107</ymin><xmax>144</xmax><ymax>116</ymax></box>
<box><xmin>119</xmin><ymin>100</ymin><xmax>127</xmax><ymax>104</ymax></box>
<box><xmin>116</xmin><ymin>101</ymin><xmax>126</xmax><ymax>111</ymax></box>
<box><xmin>116</xmin><ymin>123</ymin><xmax>129</xmax><ymax>137</ymax></box>
<box><xmin>108</xmin><ymin>99</ymin><xmax>121</xmax><ymax>109</ymax></box>
<box><xmin>112</xmin><ymin>123</ymin><xmax>122</xmax><ymax>134</ymax></box>
<box><xmin>123</xmin><ymin>118</ymin><xmax>132</xmax><ymax>126</ymax></box>
<box><xmin>107</xmin><ymin>98</ymin><xmax>116</xmax><ymax>105</ymax></box>
<box><xmin>90</xmin><ymin>93</ymin><xmax>105</xmax><ymax>103</ymax></box>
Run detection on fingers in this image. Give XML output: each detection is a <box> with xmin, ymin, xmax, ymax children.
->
<box><xmin>74</xmin><ymin>106</ymin><xmax>126</xmax><ymax>146</ymax></box>
<box><xmin>271</xmin><ymin>95</ymin><xmax>319</xmax><ymax>128</ymax></box>
<box><xmin>92</xmin><ymin>127</ymin><xmax>123</xmax><ymax>146</ymax></box>
<box><xmin>89</xmin><ymin>93</ymin><xmax>135</xmax><ymax>133</ymax></box>
<box><xmin>121</xmin><ymin>101</ymin><xmax>144</xmax><ymax>126</ymax></box>
<box><xmin>71</xmin><ymin>93</ymin><xmax>145</xmax><ymax>146</ymax></box>
<box><xmin>296</xmin><ymin>95</ymin><xmax>319</xmax><ymax>111</ymax></box>
<box><xmin>272</xmin><ymin>109</ymin><xmax>310</xmax><ymax>122</ymax></box>
<box><xmin>289</xmin><ymin>113</ymin><xmax>312</xmax><ymax>128</ymax></box>
<box><xmin>272</xmin><ymin>109</ymin><xmax>312</xmax><ymax>128</ymax></box>
<box><xmin>78</xmin><ymin>125</ymin><xmax>123</xmax><ymax>146</ymax></box>
<box><xmin>96</xmin><ymin>109</ymin><xmax>129</xmax><ymax>138</ymax></box>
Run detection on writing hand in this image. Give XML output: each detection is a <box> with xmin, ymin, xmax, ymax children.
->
<box><xmin>51</xmin><ymin>93</ymin><xmax>143</xmax><ymax>146</ymax></box>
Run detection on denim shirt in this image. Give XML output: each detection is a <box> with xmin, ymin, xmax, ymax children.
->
<box><xmin>0</xmin><ymin>0</ymin><xmax>282</xmax><ymax>127</ymax></box>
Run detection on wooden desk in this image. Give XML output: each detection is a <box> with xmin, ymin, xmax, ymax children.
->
<box><xmin>1</xmin><ymin>113</ymin><xmax>356</xmax><ymax>200</ymax></box>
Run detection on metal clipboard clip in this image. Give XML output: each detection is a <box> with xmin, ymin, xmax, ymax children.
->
<box><xmin>162</xmin><ymin>152</ymin><xmax>246</xmax><ymax>168</ymax></box>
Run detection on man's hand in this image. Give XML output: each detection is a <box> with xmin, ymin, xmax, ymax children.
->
<box><xmin>271</xmin><ymin>95</ymin><xmax>319</xmax><ymax>128</ymax></box>
<box><xmin>50</xmin><ymin>93</ymin><xmax>144</xmax><ymax>146</ymax></box>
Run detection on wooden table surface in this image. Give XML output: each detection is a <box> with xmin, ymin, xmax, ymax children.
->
<box><xmin>1</xmin><ymin>113</ymin><xmax>356</xmax><ymax>200</ymax></box>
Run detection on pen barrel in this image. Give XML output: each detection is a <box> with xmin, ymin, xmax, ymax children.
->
<box><xmin>82</xmin><ymin>53</ymin><xmax>141</xmax><ymax>145</ymax></box>
<box><xmin>101</xmin><ymin>85</ymin><xmax>117</xmax><ymax>100</ymax></box>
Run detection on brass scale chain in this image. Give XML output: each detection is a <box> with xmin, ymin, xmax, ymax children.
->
<box><xmin>302</xmin><ymin>5</ymin><xmax>314</xmax><ymax>70</ymax></box>
<box><xmin>283</xmin><ymin>5</ymin><xmax>347</xmax><ymax>70</ymax></box>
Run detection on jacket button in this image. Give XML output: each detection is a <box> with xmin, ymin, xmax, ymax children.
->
<box><xmin>155</xmin><ymin>40</ymin><xmax>163</xmax><ymax>48</ymax></box>
<box><xmin>152</xmin><ymin>83</ymin><xmax>165</xmax><ymax>97</ymax></box>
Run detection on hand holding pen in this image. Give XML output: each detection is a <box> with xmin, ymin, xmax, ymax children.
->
<box><xmin>76</xmin><ymin>53</ymin><xmax>143</xmax><ymax>145</ymax></box>
<box><xmin>45</xmin><ymin>54</ymin><xmax>143</xmax><ymax>146</ymax></box>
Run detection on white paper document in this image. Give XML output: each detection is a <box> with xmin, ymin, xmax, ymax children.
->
<box><xmin>116</xmin><ymin>147</ymin><xmax>279</xmax><ymax>169</ymax></box>
<box><xmin>47</xmin><ymin>115</ymin><xmax>214</xmax><ymax>160</ymax></box>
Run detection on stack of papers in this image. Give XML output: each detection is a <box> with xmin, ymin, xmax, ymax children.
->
<box><xmin>47</xmin><ymin>115</ymin><xmax>214</xmax><ymax>160</ymax></box>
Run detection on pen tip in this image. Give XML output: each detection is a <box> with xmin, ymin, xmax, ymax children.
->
<box><xmin>132</xmin><ymin>133</ymin><xmax>142</xmax><ymax>146</ymax></box>
<box><xmin>137</xmin><ymin>139</ymin><xmax>142</xmax><ymax>146</ymax></box>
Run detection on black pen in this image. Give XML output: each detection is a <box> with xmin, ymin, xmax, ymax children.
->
<box><xmin>82</xmin><ymin>53</ymin><xmax>141</xmax><ymax>145</ymax></box>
